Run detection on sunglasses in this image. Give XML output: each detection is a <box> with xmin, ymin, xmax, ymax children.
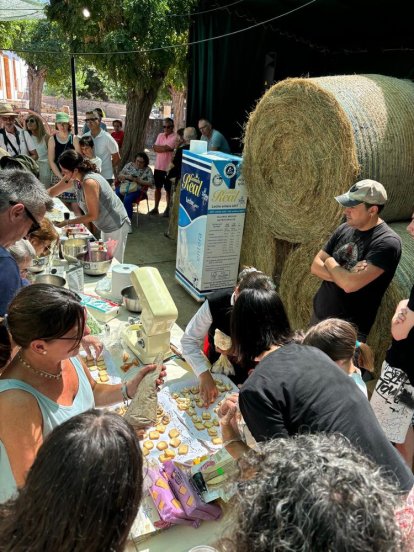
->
<box><xmin>27</xmin><ymin>118</ymin><xmax>37</xmax><ymax>124</ymax></box>
<box><xmin>9</xmin><ymin>201</ymin><xmax>41</xmax><ymax>233</ymax></box>
<box><xmin>85</xmin><ymin>118</ymin><xmax>98</xmax><ymax>122</ymax></box>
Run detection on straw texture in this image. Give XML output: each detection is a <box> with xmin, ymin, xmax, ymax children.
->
<box><xmin>243</xmin><ymin>74</ymin><xmax>414</xmax><ymax>245</ymax></box>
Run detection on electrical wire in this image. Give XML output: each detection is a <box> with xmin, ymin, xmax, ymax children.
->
<box><xmin>166</xmin><ymin>0</ymin><xmax>244</xmax><ymax>17</ymax></box>
<box><xmin>0</xmin><ymin>0</ymin><xmax>318</xmax><ymax>56</ymax></box>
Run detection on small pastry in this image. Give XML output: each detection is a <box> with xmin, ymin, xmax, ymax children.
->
<box><xmin>178</xmin><ymin>444</ymin><xmax>188</xmax><ymax>455</ymax></box>
<box><xmin>202</xmin><ymin>412</ymin><xmax>211</xmax><ymax>420</ymax></box>
<box><xmin>172</xmin><ymin>392</ymin><xmax>180</xmax><ymax>399</ymax></box>
<box><xmin>149</xmin><ymin>431</ymin><xmax>160</xmax><ymax>440</ymax></box>
<box><xmin>156</xmin><ymin>424</ymin><xmax>166</xmax><ymax>433</ymax></box>
<box><xmin>190</xmin><ymin>386</ymin><xmax>199</xmax><ymax>394</ymax></box>
<box><xmin>159</xmin><ymin>453</ymin><xmax>169</xmax><ymax>463</ymax></box>
<box><xmin>143</xmin><ymin>441</ymin><xmax>154</xmax><ymax>450</ymax></box>
<box><xmin>157</xmin><ymin>441</ymin><xmax>168</xmax><ymax>451</ymax></box>
<box><xmin>88</xmin><ymin>365</ymin><xmax>98</xmax><ymax>372</ymax></box>
<box><xmin>170</xmin><ymin>438</ymin><xmax>181</xmax><ymax>448</ymax></box>
<box><xmin>212</xmin><ymin>437</ymin><xmax>223</xmax><ymax>445</ymax></box>
<box><xmin>208</xmin><ymin>428</ymin><xmax>218</xmax><ymax>437</ymax></box>
<box><xmin>99</xmin><ymin>373</ymin><xmax>109</xmax><ymax>383</ymax></box>
<box><xmin>142</xmin><ymin>447</ymin><xmax>150</xmax><ymax>456</ymax></box>
<box><xmin>188</xmin><ymin>407</ymin><xmax>195</xmax><ymax>416</ymax></box>
<box><xmin>169</xmin><ymin>428</ymin><xmax>180</xmax><ymax>439</ymax></box>
<box><xmin>164</xmin><ymin>449</ymin><xmax>175</xmax><ymax>458</ymax></box>
<box><xmin>203</xmin><ymin>421</ymin><xmax>213</xmax><ymax>428</ymax></box>
<box><xmin>192</xmin><ymin>415</ymin><xmax>201</xmax><ymax>423</ymax></box>
<box><xmin>213</xmin><ymin>418</ymin><xmax>219</xmax><ymax>426</ymax></box>
<box><xmin>194</xmin><ymin>422</ymin><xmax>205</xmax><ymax>431</ymax></box>
<box><xmin>162</xmin><ymin>415</ymin><xmax>171</xmax><ymax>425</ymax></box>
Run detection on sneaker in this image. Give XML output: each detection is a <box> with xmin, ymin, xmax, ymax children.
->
<box><xmin>162</xmin><ymin>209</ymin><xmax>170</xmax><ymax>218</ymax></box>
<box><xmin>149</xmin><ymin>208</ymin><xmax>159</xmax><ymax>215</ymax></box>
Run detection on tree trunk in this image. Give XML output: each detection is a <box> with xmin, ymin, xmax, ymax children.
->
<box><xmin>27</xmin><ymin>65</ymin><xmax>47</xmax><ymax>114</ymax></box>
<box><xmin>122</xmin><ymin>85</ymin><xmax>161</xmax><ymax>166</ymax></box>
<box><xmin>168</xmin><ymin>85</ymin><xmax>186</xmax><ymax>130</ymax></box>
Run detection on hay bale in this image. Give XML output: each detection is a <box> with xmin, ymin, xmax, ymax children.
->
<box><xmin>278</xmin><ymin>241</ymin><xmax>323</xmax><ymax>330</ymax></box>
<box><xmin>278</xmin><ymin>221</ymin><xmax>414</xmax><ymax>375</ymax></box>
<box><xmin>240</xmin><ymin>201</ymin><xmax>295</xmax><ymax>284</ymax></box>
<box><xmin>243</xmin><ymin>74</ymin><xmax>414</xmax><ymax>244</ymax></box>
<box><xmin>367</xmin><ymin>221</ymin><xmax>414</xmax><ymax>374</ymax></box>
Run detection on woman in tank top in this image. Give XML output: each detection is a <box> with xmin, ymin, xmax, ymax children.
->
<box><xmin>24</xmin><ymin>113</ymin><xmax>52</xmax><ymax>188</ymax></box>
<box><xmin>0</xmin><ymin>284</ymin><xmax>165</xmax><ymax>503</ymax></box>
<box><xmin>49</xmin><ymin>150</ymin><xmax>131</xmax><ymax>262</ymax></box>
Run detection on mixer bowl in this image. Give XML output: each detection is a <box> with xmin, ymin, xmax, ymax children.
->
<box><xmin>121</xmin><ymin>286</ymin><xmax>142</xmax><ymax>312</ymax></box>
<box><xmin>61</xmin><ymin>238</ymin><xmax>88</xmax><ymax>263</ymax></box>
<box><xmin>77</xmin><ymin>252</ymin><xmax>112</xmax><ymax>276</ymax></box>
<box><xmin>35</xmin><ymin>274</ymin><xmax>66</xmax><ymax>287</ymax></box>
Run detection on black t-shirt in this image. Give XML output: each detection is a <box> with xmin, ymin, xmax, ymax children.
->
<box><xmin>313</xmin><ymin>222</ymin><xmax>401</xmax><ymax>337</ymax></box>
<box><xmin>386</xmin><ymin>284</ymin><xmax>414</xmax><ymax>384</ymax></box>
<box><xmin>239</xmin><ymin>343</ymin><xmax>413</xmax><ymax>492</ymax></box>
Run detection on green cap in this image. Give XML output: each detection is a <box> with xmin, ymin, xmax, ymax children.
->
<box><xmin>335</xmin><ymin>179</ymin><xmax>387</xmax><ymax>207</ymax></box>
<box><xmin>55</xmin><ymin>112</ymin><xmax>70</xmax><ymax>123</ymax></box>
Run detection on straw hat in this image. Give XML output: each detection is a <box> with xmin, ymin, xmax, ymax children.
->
<box><xmin>0</xmin><ymin>103</ymin><xmax>18</xmax><ymax>117</ymax></box>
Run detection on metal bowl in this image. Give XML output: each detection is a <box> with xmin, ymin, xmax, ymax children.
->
<box><xmin>77</xmin><ymin>252</ymin><xmax>112</xmax><ymax>276</ymax></box>
<box><xmin>35</xmin><ymin>273</ymin><xmax>66</xmax><ymax>287</ymax></box>
<box><xmin>121</xmin><ymin>285</ymin><xmax>142</xmax><ymax>312</ymax></box>
<box><xmin>61</xmin><ymin>238</ymin><xmax>88</xmax><ymax>263</ymax></box>
<box><xmin>28</xmin><ymin>256</ymin><xmax>47</xmax><ymax>273</ymax></box>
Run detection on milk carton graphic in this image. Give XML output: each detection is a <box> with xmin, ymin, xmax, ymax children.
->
<box><xmin>175</xmin><ymin>150</ymin><xmax>247</xmax><ymax>301</ymax></box>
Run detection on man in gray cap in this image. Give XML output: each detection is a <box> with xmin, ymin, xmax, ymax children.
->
<box><xmin>310</xmin><ymin>179</ymin><xmax>401</xmax><ymax>340</ymax></box>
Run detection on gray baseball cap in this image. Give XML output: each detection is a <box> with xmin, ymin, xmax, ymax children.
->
<box><xmin>335</xmin><ymin>179</ymin><xmax>387</xmax><ymax>207</ymax></box>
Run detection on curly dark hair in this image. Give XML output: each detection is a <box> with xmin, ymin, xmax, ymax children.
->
<box><xmin>58</xmin><ymin>149</ymin><xmax>97</xmax><ymax>175</ymax></box>
<box><xmin>217</xmin><ymin>434</ymin><xmax>404</xmax><ymax>552</ymax></box>
<box><xmin>0</xmin><ymin>410</ymin><xmax>143</xmax><ymax>552</ymax></box>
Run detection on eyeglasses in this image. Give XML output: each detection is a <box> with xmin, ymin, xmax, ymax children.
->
<box><xmin>9</xmin><ymin>201</ymin><xmax>41</xmax><ymax>233</ymax></box>
<box><xmin>199</xmin><ymin>125</ymin><xmax>208</xmax><ymax>131</ymax></box>
<box><xmin>27</xmin><ymin>118</ymin><xmax>37</xmax><ymax>124</ymax></box>
<box><xmin>85</xmin><ymin>118</ymin><xmax>98</xmax><ymax>122</ymax></box>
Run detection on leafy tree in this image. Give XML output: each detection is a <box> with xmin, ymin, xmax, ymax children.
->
<box><xmin>47</xmin><ymin>0</ymin><xmax>196</xmax><ymax>162</ymax></box>
<box><xmin>12</xmin><ymin>20</ymin><xmax>71</xmax><ymax>113</ymax></box>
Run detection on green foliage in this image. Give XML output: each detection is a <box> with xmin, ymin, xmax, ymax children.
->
<box><xmin>47</xmin><ymin>0</ymin><xmax>196</xmax><ymax>93</ymax></box>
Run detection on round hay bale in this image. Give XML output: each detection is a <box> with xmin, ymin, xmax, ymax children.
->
<box><xmin>278</xmin><ymin>241</ymin><xmax>323</xmax><ymax>330</ymax></box>
<box><xmin>243</xmin><ymin>74</ymin><xmax>414</xmax><ymax>244</ymax></box>
<box><xmin>240</xmin><ymin>201</ymin><xmax>295</xmax><ymax>284</ymax></box>
<box><xmin>278</xmin><ymin>221</ymin><xmax>414</xmax><ymax>375</ymax></box>
<box><xmin>367</xmin><ymin>221</ymin><xmax>414</xmax><ymax>374</ymax></box>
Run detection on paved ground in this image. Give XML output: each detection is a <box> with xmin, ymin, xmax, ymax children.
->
<box><xmin>124</xmin><ymin>187</ymin><xmax>200</xmax><ymax>330</ymax></box>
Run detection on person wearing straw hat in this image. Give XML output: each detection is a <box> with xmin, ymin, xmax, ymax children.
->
<box><xmin>0</xmin><ymin>103</ymin><xmax>37</xmax><ymax>160</ymax></box>
<box><xmin>310</xmin><ymin>179</ymin><xmax>401</xmax><ymax>341</ymax></box>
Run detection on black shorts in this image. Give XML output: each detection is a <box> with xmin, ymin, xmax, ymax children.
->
<box><xmin>154</xmin><ymin>169</ymin><xmax>171</xmax><ymax>193</ymax></box>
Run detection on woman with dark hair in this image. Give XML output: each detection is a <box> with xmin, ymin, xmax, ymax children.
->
<box><xmin>303</xmin><ymin>318</ymin><xmax>374</xmax><ymax>397</ymax></box>
<box><xmin>0</xmin><ymin>409</ymin><xmax>143</xmax><ymax>552</ymax></box>
<box><xmin>116</xmin><ymin>152</ymin><xmax>155</xmax><ymax>220</ymax></box>
<box><xmin>0</xmin><ymin>284</ymin><xmax>165</xmax><ymax>503</ymax></box>
<box><xmin>48</xmin><ymin>149</ymin><xmax>131</xmax><ymax>262</ymax></box>
<box><xmin>219</xmin><ymin>288</ymin><xmax>414</xmax><ymax>492</ymax></box>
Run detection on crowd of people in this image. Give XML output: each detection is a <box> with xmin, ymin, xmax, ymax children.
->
<box><xmin>2</xmin><ymin>99</ymin><xmax>414</xmax><ymax>550</ymax></box>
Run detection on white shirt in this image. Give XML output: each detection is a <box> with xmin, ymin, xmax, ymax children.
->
<box><xmin>83</xmin><ymin>129</ymin><xmax>118</xmax><ymax>180</ymax></box>
<box><xmin>181</xmin><ymin>300</ymin><xmax>213</xmax><ymax>377</ymax></box>
<box><xmin>0</xmin><ymin>126</ymin><xmax>35</xmax><ymax>156</ymax></box>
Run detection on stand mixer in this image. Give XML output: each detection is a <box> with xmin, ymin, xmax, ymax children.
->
<box><xmin>122</xmin><ymin>267</ymin><xmax>178</xmax><ymax>363</ymax></box>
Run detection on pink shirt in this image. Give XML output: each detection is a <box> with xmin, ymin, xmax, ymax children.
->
<box><xmin>154</xmin><ymin>132</ymin><xmax>177</xmax><ymax>171</ymax></box>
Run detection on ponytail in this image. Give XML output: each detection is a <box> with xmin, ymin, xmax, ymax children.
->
<box><xmin>356</xmin><ymin>342</ymin><xmax>374</xmax><ymax>372</ymax></box>
<box><xmin>0</xmin><ymin>317</ymin><xmax>12</xmax><ymax>369</ymax></box>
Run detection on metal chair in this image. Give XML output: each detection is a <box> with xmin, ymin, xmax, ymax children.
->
<box><xmin>133</xmin><ymin>186</ymin><xmax>150</xmax><ymax>225</ymax></box>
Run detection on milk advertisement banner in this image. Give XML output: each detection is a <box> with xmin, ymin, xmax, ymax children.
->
<box><xmin>176</xmin><ymin>151</ymin><xmax>247</xmax><ymax>301</ymax></box>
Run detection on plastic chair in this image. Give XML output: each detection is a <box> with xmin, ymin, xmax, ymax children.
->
<box><xmin>133</xmin><ymin>186</ymin><xmax>150</xmax><ymax>225</ymax></box>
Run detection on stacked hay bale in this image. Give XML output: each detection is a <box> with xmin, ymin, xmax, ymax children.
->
<box><xmin>241</xmin><ymin>74</ymin><xmax>414</xmax><ymax>371</ymax></box>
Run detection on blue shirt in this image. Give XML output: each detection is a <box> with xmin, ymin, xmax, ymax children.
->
<box><xmin>0</xmin><ymin>247</ymin><xmax>21</xmax><ymax>316</ymax></box>
<box><xmin>201</xmin><ymin>129</ymin><xmax>231</xmax><ymax>153</ymax></box>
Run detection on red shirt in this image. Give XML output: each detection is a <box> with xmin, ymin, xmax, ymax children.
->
<box><xmin>111</xmin><ymin>130</ymin><xmax>124</xmax><ymax>149</ymax></box>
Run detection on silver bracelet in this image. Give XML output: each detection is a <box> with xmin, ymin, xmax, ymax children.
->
<box><xmin>223</xmin><ymin>438</ymin><xmax>243</xmax><ymax>447</ymax></box>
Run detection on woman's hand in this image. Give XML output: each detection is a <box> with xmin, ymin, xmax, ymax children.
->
<box><xmin>81</xmin><ymin>335</ymin><xmax>104</xmax><ymax>359</ymax></box>
<box><xmin>199</xmin><ymin>371</ymin><xmax>219</xmax><ymax>406</ymax></box>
